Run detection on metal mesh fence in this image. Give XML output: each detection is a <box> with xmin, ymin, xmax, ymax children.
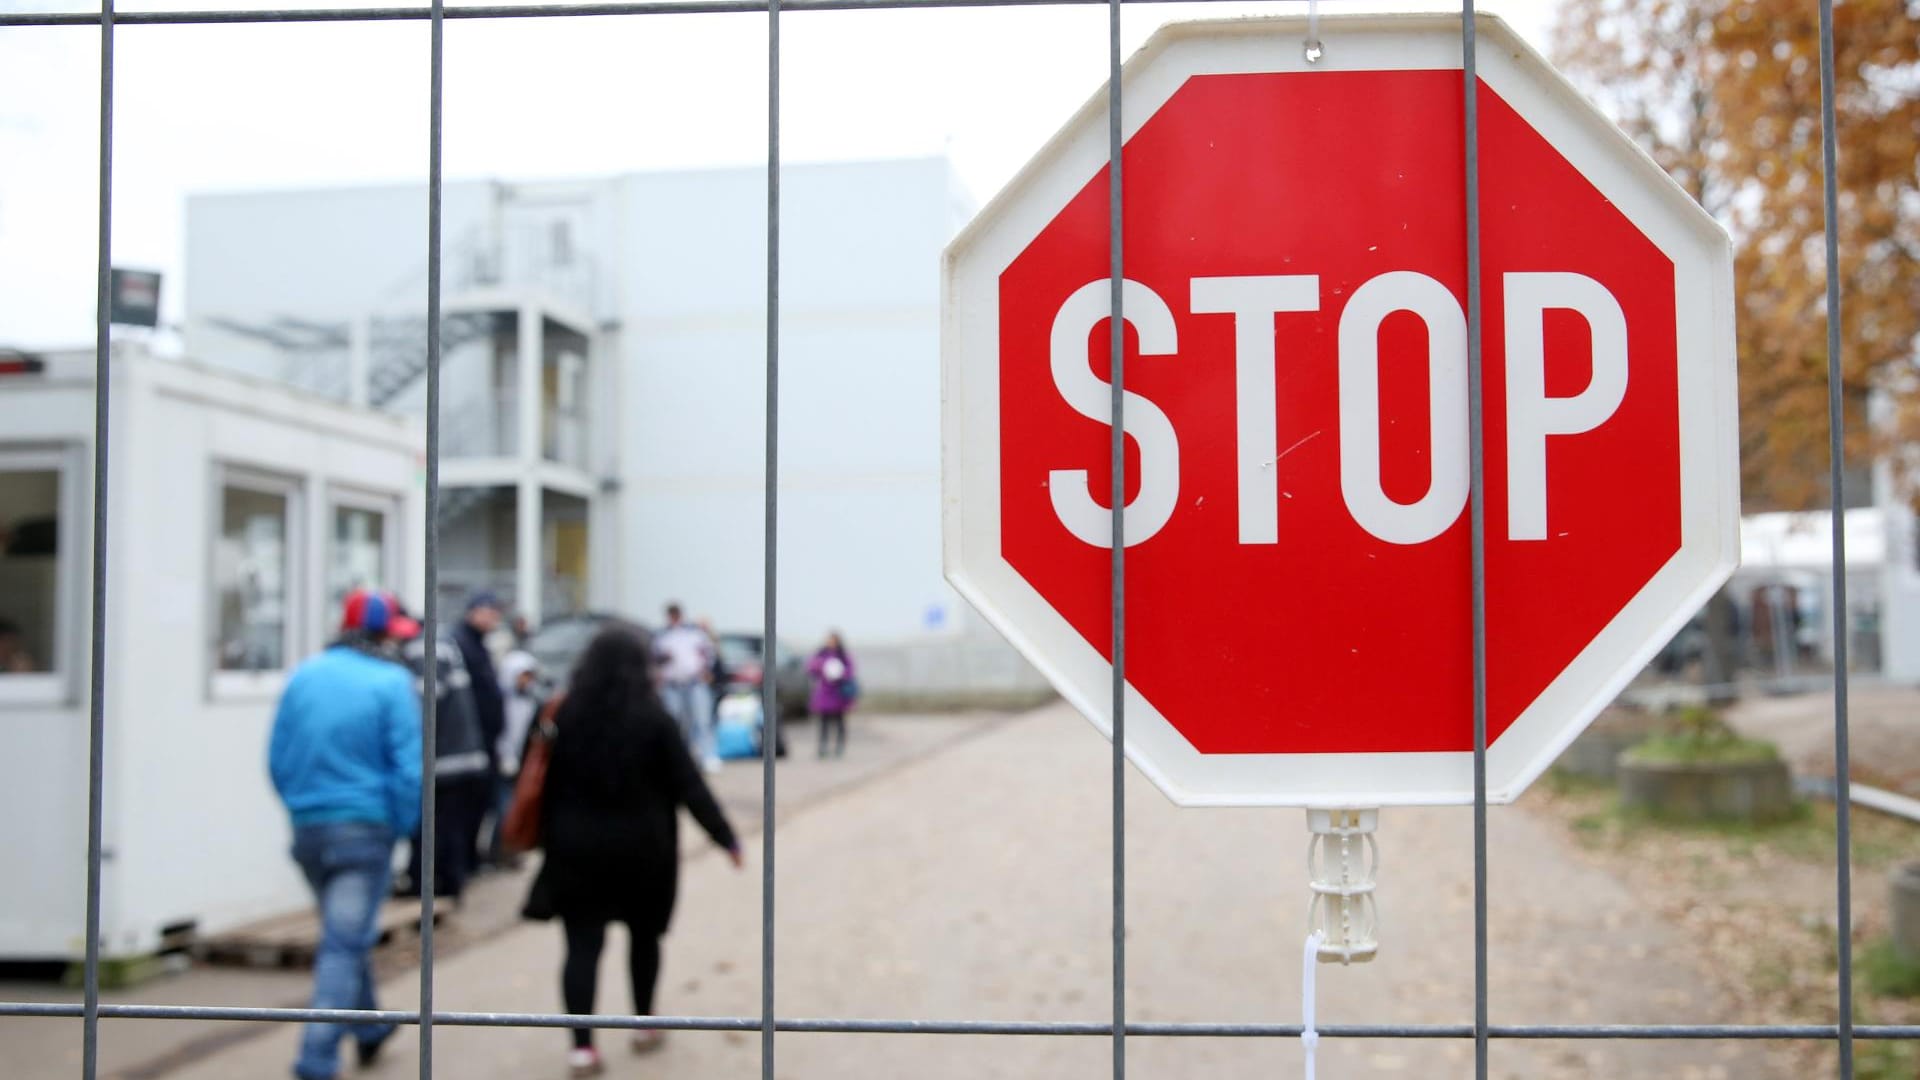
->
<box><xmin>0</xmin><ymin>0</ymin><xmax>1891</xmax><ymax>1077</ymax></box>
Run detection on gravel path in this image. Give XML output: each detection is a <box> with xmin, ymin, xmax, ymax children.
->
<box><xmin>1727</xmin><ymin>683</ymin><xmax>1920</xmax><ymax>796</ymax></box>
<box><xmin>156</xmin><ymin>703</ymin><xmax>1783</xmax><ymax>1080</ymax></box>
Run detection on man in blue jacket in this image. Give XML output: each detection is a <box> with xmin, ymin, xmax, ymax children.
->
<box><xmin>269</xmin><ymin>589</ymin><xmax>423</xmax><ymax>1080</ymax></box>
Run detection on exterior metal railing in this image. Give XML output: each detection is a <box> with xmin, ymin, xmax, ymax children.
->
<box><xmin>0</xmin><ymin>1</ymin><xmax>1882</xmax><ymax>1078</ymax></box>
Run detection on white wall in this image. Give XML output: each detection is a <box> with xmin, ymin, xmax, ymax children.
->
<box><xmin>0</xmin><ymin>353</ymin><xmax>426</xmax><ymax>958</ymax></box>
<box><xmin>614</xmin><ymin>159</ymin><xmax>973</xmax><ymax>653</ymax></box>
<box><xmin>114</xmin><ymin>359</ymin><xmax>426</xmax><ymax>952</ymax></box>
<box><xmin>187</xmin><ymin>182</ymin><xmax>496</xmax><ymax>321</ymax></box>
<box><xmin>184</xmin><ymin>181</ymin><xmax>498</xmax><ymax>389</ymax></box>
<box><xmin>0</xmin><ymin>374</ymin><xmax>94</xmax><ymax>958</ymax></box>
<box><xmin>1878</xmin><ymin>464</ymin><xmax>1920</xmax><ymax>681</ymax></box>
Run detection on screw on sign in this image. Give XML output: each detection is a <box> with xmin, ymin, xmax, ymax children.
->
<box><xmin>941</xmin><ymin>16</ymin><xmax>1738</xmax><ymax>961</ymax></box>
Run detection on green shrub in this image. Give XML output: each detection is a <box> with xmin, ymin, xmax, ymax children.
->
<box><xmin>1622</xmin><ymin>705</ymin><xmax>1780</xmax><ymax>766</ymax></box>
<box><xmin>1624</xmin><ymin>733</ymin><xmax>1781</xmax><ymax>765</ymax></box>
<box><xmin>1862</xmin><ymin>940</ymin><xmax>1920</xmax><ymax>999</ymax></box>
<box><xmin>1860</xmin><ymin>1040</ymin><xmax>1920</xmax><ymax>1080</ymax></box>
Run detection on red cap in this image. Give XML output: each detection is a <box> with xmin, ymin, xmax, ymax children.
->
<box><xmin>340</xmin><ymin>589</ymin><xmax>423</xmax><ymax>640</ymax></box>
<box><xmin>385</xmin><ymin>597</ymin><xmax>422</xmax><ymax>641</ymax></box>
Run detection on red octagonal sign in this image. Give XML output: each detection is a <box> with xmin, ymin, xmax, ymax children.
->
<box><xmin>942</xmin><ymin>15</ymin><xmax>1739</xmax><ymax>806</ymax></box>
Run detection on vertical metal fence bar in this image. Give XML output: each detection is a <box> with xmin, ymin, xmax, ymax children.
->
<box><xmin>1104</xmin><ymin>1</ymin><xmax>1126</xmax><ymax>1077</ymax></box>
<box><xmin>82</xmin><ymin>0</ymin><xmax>116</xmax><ymax>1076</ymax></box>
<box><xmin>1814</xmin><ymin>0</ymin><xmax>1853</xmax><ymax>1074</ymax></box>
<box><xmin>760</xmin><ymin>0</ymin><xmax>781</xmax><ymax>1076</ymax></box>
<box><xmin>1459</xmin><ymin>4</ymin><xmax>1490</xmax><ymax>1079</ymax></box>
<box><xmin>418</xmin><ymin>0</ymin><xmax>446</xmax><ymax>1073</ymax></box>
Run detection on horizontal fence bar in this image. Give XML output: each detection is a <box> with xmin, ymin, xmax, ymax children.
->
<box><xmin>2</xmin><ymin>1003</ymin><xmax>1919</xmax><ymax>1041</ymax></box>
<box><xmin>4</xmin><ymin>1</ymin><xmax>1880</xmax><ymax>1071</ymax></box>
<box><xmin>0</xmin><ymin>0</ymin><xmax>1366</xmax><ymax>28</ymax></box>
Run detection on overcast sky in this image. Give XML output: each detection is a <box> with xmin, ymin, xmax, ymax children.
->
<box><xmin>0</xmin><ymin>0</ymin><xmax>1554</xmax><ymax>348</ymax></box>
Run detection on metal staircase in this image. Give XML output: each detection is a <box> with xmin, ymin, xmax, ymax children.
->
<box><xmin>206</xmin><ymin>311</ymin><xmax>508</xmax><ymax>532</ymax></box>
<box><xmin>203</xmin><ymin>311</ymin><xmax>500</xmax><ymax>411</ymax></box>
<box><xmin>365</xmin><ymin>312</ymin><xmax>499</xmax><ymax>408</ymax></box>
<box><xmin>432</xmin><ymin>482</ymin><xmax>494</xmax><ymax>530</ymax></box>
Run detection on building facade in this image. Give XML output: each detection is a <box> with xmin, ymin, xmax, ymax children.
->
<box><xmin>185</xmin><ymin>158</ymin><xmax>1045</xmax><ymax>699</ymax></box>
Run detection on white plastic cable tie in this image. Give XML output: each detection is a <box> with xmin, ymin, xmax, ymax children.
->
<box><xmin>1301</xmin><ymin>929</ymin><xmax>1324</xmax><ymax>1080</ymax></box>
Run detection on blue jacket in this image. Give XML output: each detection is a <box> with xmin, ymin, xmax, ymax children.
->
<box><xmin>269</xmin><ymin>643</ymin><xmax>423</xmax><ymax>835</ymax></box>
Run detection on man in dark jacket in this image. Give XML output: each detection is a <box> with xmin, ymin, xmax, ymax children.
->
<box><xmin>452</xmin><ymin>591</ymin><xmax>506</xmax><ymax>870</ymax></box>
<box><xmin>269</xmin><ymin>590</ymin><xmax>421</xmax><ymax>1080</ymax></box>
<box><xmin>399</xmin><ymin>613</ymin><xmax>493</xmax><ymax>904</ymax></box>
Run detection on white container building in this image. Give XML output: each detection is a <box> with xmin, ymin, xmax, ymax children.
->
<box><xmin>0</xmin><ymin>346</ymin><xmax>425</xmax><ymax>960</ymax></box>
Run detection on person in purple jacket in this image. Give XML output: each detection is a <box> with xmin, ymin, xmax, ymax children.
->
<box><xmin>806</xmin><ymin>631</ymin><xmax>858</xmax><ymax>759</ymax></box>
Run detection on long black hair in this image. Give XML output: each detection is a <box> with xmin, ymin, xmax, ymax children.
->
<box><xmin>553</xmin><ymin>622</ymin><xmax>677</xmax><ymax>801</ymax></box>
<box><xmin>564</xmin><ymin>622</ymin><xmax>665</xmax><ymax>728</ymax></box>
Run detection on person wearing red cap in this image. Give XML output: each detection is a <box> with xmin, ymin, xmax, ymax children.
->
<box><xmin>338</xmin><ymin>589</ymin><xmax>422</xmax><ymax>643</ymax></box>
<box><xmin>268</xmin><ymin>588</ymin><xmax>422</xmax><ymax>1080</ymax></box>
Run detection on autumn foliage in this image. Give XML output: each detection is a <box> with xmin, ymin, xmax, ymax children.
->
<box><xmin>1552</xmin><ymin>0</ymin><xmax>1919</xmax><ymax>510</ymax></box>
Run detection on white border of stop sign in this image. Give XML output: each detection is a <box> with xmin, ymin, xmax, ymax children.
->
<box><xmin>940</xmin><ymin>14</ymin><xmax>1740</xmax><ymax>807</ymax></box>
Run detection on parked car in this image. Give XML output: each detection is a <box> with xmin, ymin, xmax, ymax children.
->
<box><xmin>524</xmin><ymin>617</ymin><xmax>806</xmax><ymax>723</ymax></box>
<box><xmin>717</xmin><ymin>632</ymin><xmax>809</xmax><ymax>719</ymax></box>
<box><xmin>522</xmin><ymin>612</ymin><xmax>629</xmax><ymax>683</ymax></box>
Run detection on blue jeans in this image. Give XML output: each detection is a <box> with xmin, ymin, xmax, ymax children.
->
<box><xmin>290</xmin><ymin>822</ymin><xmax>396</xmax><ymax>1080</ymax></box>
<box><xmin>661</xmin><ymin>679</ymin><xmax>716</xmax><ymax>764</ymax></box>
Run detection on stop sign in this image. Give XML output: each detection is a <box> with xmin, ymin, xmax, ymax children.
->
<box><xmin>942</xmin><ymin>16</ymin><xmax>1739</xmax><ymax>806</ymax></box>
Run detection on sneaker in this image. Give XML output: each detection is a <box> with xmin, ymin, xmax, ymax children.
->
<box><xmin>567</xmin><ymin>1047</ymin><xmax>604</xmax><ymax>1078</ymax></box>
<box><xmin>630</xmin><ymin>1029</ymin><xmax>667</xmax><ymax>1055</ymax></box>
<box><xmin>354</xmin><ymin>1027</ymin><xmax>395</xmax><ymax>1069</ymax></box>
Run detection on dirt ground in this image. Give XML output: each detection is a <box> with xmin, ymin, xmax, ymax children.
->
<box><xmin>0</xmin><ymin>711</ymin><xmax>1002</xmax><ymax>1080</ymax></box>
<box><xmin>1525</xmin><ymin>775</ymin><xmax>1916</xmax><ymax>1078</ymax></box>
<box><xmin>11</xmin><ymin>695</ymin><xmax>1904</xmax><ymax>1079</ymax></box>
<box><xmin>1727</xmin><ymin>683</ymin><xmax>1920</xmax><ymax>797</ymax></box>
<box><xmin>1531</xmin><ymin>683</ymin><xmax>1920</xmax><ymax>1080</ymax></box>
<box><xmin>143</xmin><ymin>703</ymin><xmax>1781</xmax><ymax>1080</ymax></box>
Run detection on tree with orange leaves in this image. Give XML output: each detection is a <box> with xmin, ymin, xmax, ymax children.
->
<box><xmin>1553</xmin><ymin>0</ymin><xmax>1918</xmax><ymax>511</ymax></box>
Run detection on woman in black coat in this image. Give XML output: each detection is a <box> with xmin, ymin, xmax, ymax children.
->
<box><xmin>537</xmin><ymin>623</ymin><xmax>742</xmax><ymax>1077</ymax></box>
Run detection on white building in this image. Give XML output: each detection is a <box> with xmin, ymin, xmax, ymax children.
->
<box><xmin>0</xmin><ymin>157</ymin><xmax>1050</xmax><ymax>964</ymax></box>
<box><xmin>184</xmin><ymin>158</ymin><xmax>1044</xmax><ymax>698</ymax></box>
<box><xmin>0</xmin><ymin>345</ymin><xmax>426</xmax><ymax>960</ymax></box>
<box><xmin>1734</xmin><ymin>507</ymin><xmax>1885</xmax><ymax>675</ymax></box>
<box><xmin>1877</xmin><ymin>465</ymin><xmax>1920</xmax><ymax>681</ymax></box>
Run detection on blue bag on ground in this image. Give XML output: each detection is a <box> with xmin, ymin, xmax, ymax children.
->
<box><xmin>714</xmin><ymin>693</ymin><xmax>762</xmax><ymax>760</ymax></box>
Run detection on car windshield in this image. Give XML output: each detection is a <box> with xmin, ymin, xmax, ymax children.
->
<box><xmin>527</xmin><ymin>619</ymin><xmax>600</xmax><ymax>657</ymax></box>
<box><xmin>717</xmin><ymin>634</ymin><xmax>762</xmax><ymax>666</ymax></box>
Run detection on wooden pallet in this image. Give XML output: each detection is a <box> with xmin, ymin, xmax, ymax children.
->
<box><xmin>193</xmin><ymin>898</ymin><xmax>449</xmax><ymax>970</ymax></box>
